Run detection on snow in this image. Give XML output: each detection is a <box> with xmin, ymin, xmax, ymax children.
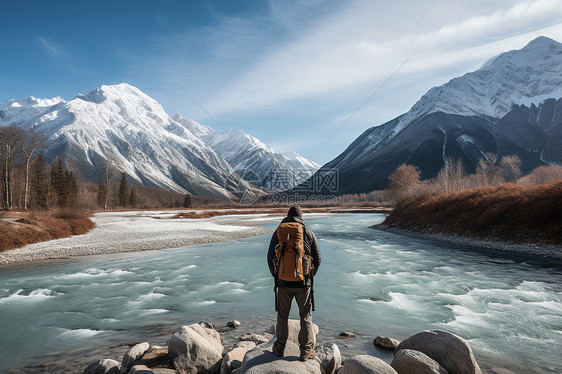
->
<box><xmin>1</xmin><ymin>82</ymin><xmax>318</xmax><ymax>198</ymax></box>
<box><xmin>408</xmin><ymin>36</ymin><xmax>562</xmax><ymax>120</ymax></box>
<box><xmin>204</xmin><ymin>129</ymin><xmax>320</xmax><ymax>188</ymax></box>
<box><xmin>331</xmin><ymin>36</ymin><xmax>562</xmax><ymax>169</ymax></box>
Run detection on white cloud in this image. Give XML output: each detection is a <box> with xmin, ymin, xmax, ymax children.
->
<box><xmin>204</xmin><ymin>0</ymin><xmax>562</xmax><ymax>116</ymax></box>
<box><xmin>129</xmin><ymin>0</ymin><xmax>562</xmax><ymax>163</ymax></box>
<box><xmin>36</xmin><ymin>36</ymin><xmax>81</xmax><ymax>75</ymax></box>
<box><xmin>37</xmin><ymin>36</ymin><xmax>66</xmax><ymax>58</ymax></box>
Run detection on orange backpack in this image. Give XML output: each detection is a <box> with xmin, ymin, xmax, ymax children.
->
<box><xmin>274</xmin><ymin>222</ymin><xmax>311</xmax><ymax>282</ymax></box>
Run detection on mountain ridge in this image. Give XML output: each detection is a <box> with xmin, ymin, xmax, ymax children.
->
<box><xmin>0</xmin><ymin>83</ymin><xmax>318</xmax><ymax>199</ymax></box>
<box><xmin>304</xmin><ymin>36</ymin><xmax>562</xmax><ymax>194</ymax></box>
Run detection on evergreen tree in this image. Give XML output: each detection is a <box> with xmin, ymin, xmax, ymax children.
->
<box><xmin>50</xmin><ymin>158</ymin><xmax>67</xmax><ymax>208</ymax></box>
<box><xmin>128</xmin><ymin>188</ymin><xmax>136</xmax><ymax>207</ymax></box>
<box><xmin>66</xmin><ymin>170</ymin><xmax>78</xmax><ymax>208</ymax></box>
<box><xmin>97</xmin><ymin>183</ymin><xmax>107</xmax><ymax>209</ymax></box>
<box><xmin>30</xmin><ymin>154</ymin><xmax>48</xmax><ymax>209</ymax></box>
<box><xmin>118</xmin><ymin>172</ymin><xmax>128</xmax><ymax>207</ymax></box>
<box><xmin>183</xmin><ymin>193</ymin><xmax>192</xmax><ymax>208</ymax></box>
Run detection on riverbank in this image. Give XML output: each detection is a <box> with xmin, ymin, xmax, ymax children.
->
<box><xmin>373</xmin><ymin>224</ymin><xmax>562</xmax><ymax>259</ymax></box>
<box><xmin>0</xmin><ymin>207</ymin><xmax>386</xmax><ymax>265</ymax></box>
<box><xmin>376</xmin><ymin>181</ymin><xmax>562</xmax><ymax>260</ymax></box>
<box><xmin>0</xmin><ymin>210</ymin><xmax>95</xmax><ymax>252</ymax></box>
<box><xmin>0</xmin><ymin>211</ymin><xmax>294</xmax><ymax>265</ymax></box>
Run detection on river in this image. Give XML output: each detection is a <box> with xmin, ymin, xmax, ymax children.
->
<box><xmin>0</xmin><ymin>214</ymin><xmax>560</xmax><ymax>373</ymax></box>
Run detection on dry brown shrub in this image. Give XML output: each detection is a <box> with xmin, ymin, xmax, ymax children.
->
<box><xmin>384</xmin><ymin>181</ymin><xmax>562</xmax><ymax>245</ymax></box>
<box><xmin>0</xmin><ymin>210</ymin><xmax>95</xmax><ymax>251</ymax></box>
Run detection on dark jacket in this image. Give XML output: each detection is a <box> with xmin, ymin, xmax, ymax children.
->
<box><xmin>267</xmin><ymin>216</ymin><xmax>321</xmax><ymax>288</ymax></box>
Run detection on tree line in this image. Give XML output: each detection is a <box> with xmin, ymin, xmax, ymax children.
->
<box><xmin>388</xmin><ymin>153</ymin><xmax>562</xmax><ymax>202</ymax></box>
<box><xmin>0</xmin><ymin>125</ymin><xmax>195</xmax><ymax>211</ymax></box>
<box><xmin>0</xmin><ymin>126</ymin><xmax>81</xmax><ymax>210</ymax></box>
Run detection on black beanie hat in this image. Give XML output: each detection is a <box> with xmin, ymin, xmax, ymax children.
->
<box><xmin>287</xmin><ymin>206</ymin><xmax>303</xmax><ymax>218</ymax></box>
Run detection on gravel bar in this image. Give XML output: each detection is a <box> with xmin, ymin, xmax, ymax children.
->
<box><xmin>0</xmin><ymin>211</ymin><xmax>284</xmax><ymax>265</ymax></box>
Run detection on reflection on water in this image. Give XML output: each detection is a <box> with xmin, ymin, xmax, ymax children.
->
<box><xmin>0</xmin><ymin>214</ymin><xmax>560</xmax><ymax>373</ymax></box>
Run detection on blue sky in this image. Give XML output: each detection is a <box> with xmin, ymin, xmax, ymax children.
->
<box><xmin>2</xmin><ymin>0</ymin><xmax>562</xmax><ymax>165</ymax></box>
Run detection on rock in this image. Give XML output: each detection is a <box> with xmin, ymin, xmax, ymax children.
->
<box><xmin>238</xmin><ymin>340</ymin><xmax>321</xmax><ymax>374</ymax></box>
<box><xmin>338</xmin><ymin>332</ymin><xmax>356</xmax><ymax>339</ymax></box>
<box><xmin>314</xmin><ymin>343</ymin><xmax>342</xmax><ymax>374</ymax></box>
<box><xmin>129</xmin><ymin>365</ymin><xmax>154</xmax><ymax>374</ymax></box>
<box><xmin>122</xmin><ymin>343</ymin><xmax>150</xmax><ymax>373</ymax></box>
<box><xmin>391</xmin><ymin>349</ymin><xmax>448</xmax><ymax>374</ymax></box>
<box><xmin>227</xmin><ymin>320</ymin><xmax>241</xmax><ymax>328</ymax></box>
<box><xmin>189</xmin><ymin>323</ymin><xmax>224</xmax><ymax>353</ymax></box>
<box><xmin>236</xmin><ymin>341</ymin><xmax>256</xmax><ymax>350</ymax></box>
<box><xmin>339</xmin><ymin>355</ymin><xmax>397</xmax><ymax>374</ymax></box>
<box><xmin>199</xmin><ymin>322</ymin><xmax>217</xmax><ymax>329</ymax></box>
<box><xmin>140</xmin><ymin>347</ymin><xmax>172</xmax><ymax>368</ymax></box>
<box><xmin>220</xmin><ymin>346</ymin><xmax>249</xmax><ymax>374</ymax></box>
<box><xmin>270</xmin><ymin>319</ymin><xmax>320</xmax><ymax>345</ymax></box>
<box><xmin>395</xmin><ymin>330</ymin><xmax>481</xmax><ymax>374</ymax></box>
<box><xmin>168</xmin><ymin>325</ymin><xmax>223</xmax><ymax>374</ymax></box>
<box><xmin>83</xmin><ymin>359</ymin><xmax>121</xmax><ymax>374</ymax></box>
<box><xmin>239</xmin><ymin>333</ymin><xmax>273</xmax><ymax>345</ymax></box>
<box><xmin>374</xmin><ymin>336</ymin><xmax>400</xmax><ymax>351</ymax></box>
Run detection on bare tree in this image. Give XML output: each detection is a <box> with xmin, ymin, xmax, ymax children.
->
<box><xmin>434</xmin><ymin>157</ymin><xmax>467</xmax><ymax>193</ymax></box>
<box><xmin>525</xmin><ymin>164</ymin><xmax>562</xmax><ymax>185</ymax></box>
<box><xmin>388</xmin><ymin>164</ymin><xmax>421</xmax><ymax>201</ymax></box>
<box><xmin>499</xmin><ymin>155</ymin><xmax>522</xmax><ymax>183</ymax></box>
<box><xmin>20</xmin><ymin>128</ymin><xmax>46</xmax><ymax>210</ymax></box>
<box><xmin>99</xmin><ymin>160</ymin><xmax>116</xmax><ymax>211</ymax></box>
<box><xmin>475</xmin><ymin>153</ymin><xmax>503</xmax><ymax>187</ymax></box>
<box><xmin>0</xmin><ymin>126</ymin><xmax>26</xmax><ymax>209</ymax></box>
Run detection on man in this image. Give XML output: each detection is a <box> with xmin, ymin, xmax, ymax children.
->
<box><xmin>267</xmin><ymin>206</ymin><xmax>321</xmax><ymax>361</ymax></box>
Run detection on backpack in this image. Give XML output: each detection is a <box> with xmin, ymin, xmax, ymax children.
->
<box><xmin>274</xmin><ymin>222</ymin><xmax>312</xmax><ymax>282</ymax></box>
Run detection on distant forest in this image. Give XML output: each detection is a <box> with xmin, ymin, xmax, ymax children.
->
<box><xmin>0</xmin><ymin>125</ymin><xmax>192</xmax><ymax>211</ymax></box>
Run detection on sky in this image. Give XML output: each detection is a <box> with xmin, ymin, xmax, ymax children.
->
<box><xmin>2</xmin><ymin>0</ymin><xmax>562</xmax><ymax>165</ymax></box>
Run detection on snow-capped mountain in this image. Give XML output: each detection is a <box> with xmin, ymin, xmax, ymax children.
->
<box><xmin>0</xmin><ymin>83</ymin><xmax>318</xmax><ymax>198</ymax></box>
<box><xmin>304</xmin><ymin>36</ymin><xmax>562</xmax><ymax>194</ymax></box>
<box><xmin>203</xmin><ymin>129</ymin><xmax>320</xmax><ymax>190</ymax></box>
<box><xmin>0</xmin><ymin>83</ymin><xmax>255</xmax><ymax>199</ymax></box>
<box><xmin>172</xmin><ymin>113</ymin><xmax>319</xmax><ymax>189</ymax></box>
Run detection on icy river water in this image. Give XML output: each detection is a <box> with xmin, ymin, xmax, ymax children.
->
<box><xmin>1</xmin><ymin>214</ymin><xmax>561</xmax><ymax>373</ymax></box>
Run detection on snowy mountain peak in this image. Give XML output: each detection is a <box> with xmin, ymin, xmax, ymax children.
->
<box><xmin>1</xmin><ymin>83</ymin><xmax>318</xmax><ymax>196</ymax></box>
<box><xmin>172</xmin><ymin>112</ymin><xmax>215</xmax><ymax>138</ymax></box>
<box><xmin>408</xmin><ymin>36</ymin><xmax>562</xmax><ymax>120</ymax></box>
<box><xmin>314</xmin><ymin>36</ymin><xmax>562</xmax><ymax>194</ymax></box>
<box><xmin>521</xmin><ymin>36</ymin><xmax>561</xmax><ymax>54</ymax></box>
<box><xmin>0</xmin><ymin>95</ymin><xmax>65</xmax><ymax>126</ymax></box>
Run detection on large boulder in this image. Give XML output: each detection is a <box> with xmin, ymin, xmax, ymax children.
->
<box><xmin>314</xmin><ymin>343</ymin><xmax>342</xmax><ymax>374</ymax></box>
<box><xmin>220</xmin><ymin>347</ymin><xmax>249</xmax><ymax>374</ymax></box>
<box><xmin>338</xmin><ymin>355</ymin><xmax>397</xmax><ymax>374</ymax></box>
<box><xmin>391</xmin><ymin>349</ymin><xmax>448</xmax><ymax>374</ymax></box>
<box><xmin>395</xmin><ymin>330</ymin><xmax>481</xmax><ymax>374</ymax></box>
<box><xmin>270</xmin><ymin>319</ymin><xmax>320</xmax><ymax>345</ymax></box>
<box><xmin>122</xmin><ymin>343</ymin><xmax>151</xmax><ymax>373</ymax></box>
<box><xmin>374</xmin><ymin>336</ymin><xmax>400</xmax><ymax>351</ymax></box>
<box><xmin>188</xmin><ymin>323</ymin><xmax>224</xmax><ymax>353</ymax></box>
<box><xmin>239</xmin><ymin>333</ymin><xmax>273</xmax><ymax>345</ymax></box>
<box><xmin>238</xmin><ymin>340</ymin><xmax>321</xmax><ymax>374</ymax></box>
<box><xmin>83</xmin><ymin>359</ymin><xmax>121</xmax><ymax>374</ymax></box>
<box><xmin>168</xmin><ymin>325</ymin><xmax>223</xmax><ymax>374</ymax></box>
<box><xmin>140</xmin><ymin>347</ymin><xmax>172</xmax><ymax>368</ymax></box>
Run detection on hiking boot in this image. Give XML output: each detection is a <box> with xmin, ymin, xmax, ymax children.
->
<box><xmin>272</xmin><ymin>345</ymin><xmax>284</xmax><ymax>357</ymax></box>
<box><xmin>299</xmin><ymin>349</ymin><xmax>316</xmax><ymax>361</ymax></box>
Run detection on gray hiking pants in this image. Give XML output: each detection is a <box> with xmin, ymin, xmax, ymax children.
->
<box><xmin>273</xmin><ymin>287</ymin><xmax>314</xmax><ymax>355</ymax></box>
